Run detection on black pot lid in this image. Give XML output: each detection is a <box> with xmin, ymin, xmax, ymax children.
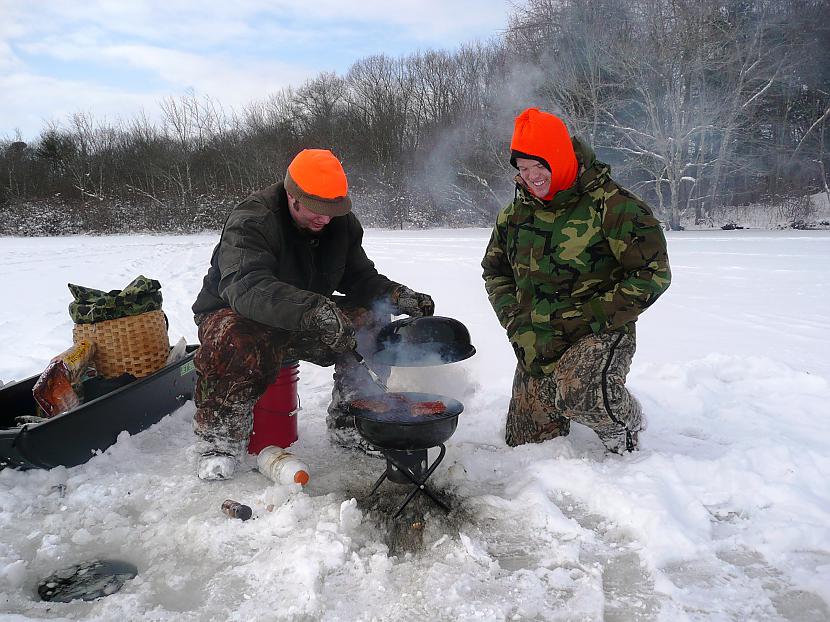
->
<box><xmin>373</xmin><ymin>316</ymin><xmax>476</xmax><ymax>367</ymax></box>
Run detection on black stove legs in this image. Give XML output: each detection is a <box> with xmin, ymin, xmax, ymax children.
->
<box><xmin>369</xmin><ymin>444</ymin><xmax>449</xmax><ymax>519</ymax></box>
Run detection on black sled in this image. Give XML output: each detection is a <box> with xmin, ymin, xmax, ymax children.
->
<box><xmin>0</xmin><ymin>346</ymin><xmax>198</xmax><ymax>470</ymax></box>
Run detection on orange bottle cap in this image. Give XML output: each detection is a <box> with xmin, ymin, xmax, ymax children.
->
<box><xmin>294</xmin><ymin>470</ymin><xmax>310</xmax><ymax>486</ymax></box>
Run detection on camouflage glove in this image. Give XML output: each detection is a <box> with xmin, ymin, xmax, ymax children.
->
<box><xmin>391</xmin><ymin>285</ymin><xmax>435</xmax><ymax>317</ymax></box>
<box><xmin>306</xmin><ymin>300</ymin><xmax>357</xmax><ymax>353</ymax></box>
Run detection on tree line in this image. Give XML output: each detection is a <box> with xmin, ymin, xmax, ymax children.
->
<box><xmin>1</xmin><ymin>0</ymin><xmax>828</xmax><ymax>234</ymax></box>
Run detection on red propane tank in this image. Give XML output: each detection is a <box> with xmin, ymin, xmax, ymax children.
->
<box><xmin>248</xmin><ymin>361</ymin><xmax>300</xmax><ymax>455</ymax></box>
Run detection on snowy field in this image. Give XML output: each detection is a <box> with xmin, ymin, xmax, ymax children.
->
<box><xmin>1</xmin><ymin>229</ymin><xmax>829</xmax><ymax>621</ymax></box>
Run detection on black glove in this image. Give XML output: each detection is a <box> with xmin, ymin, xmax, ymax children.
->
<box><xmin>392</xmin><ymin>285</ymin><xmax>435</xmax><ymax>317</ymax></box>
<box><xmin>306</xmin><ymin>300</ymin><xmax>356</xmax><ymax>353</ymax></box>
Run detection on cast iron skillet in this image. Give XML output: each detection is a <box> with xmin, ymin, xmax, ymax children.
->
<box><xmin>347</xmin><ymin>391</ymin><xmax>463</xmax><ymax>450</ymax></box>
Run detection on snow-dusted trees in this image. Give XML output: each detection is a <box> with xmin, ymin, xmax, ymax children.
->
<box><xmin>1</xmin><ymin>0</ymin><xmax>827</xmax><ymax>234</ymax></box>
<box><xmin>508</xmin><ymin>0</ymin><xmax>829</xmax><ymax>229</ymax></box>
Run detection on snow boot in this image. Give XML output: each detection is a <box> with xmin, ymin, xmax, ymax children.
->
<box><xmin>596</xmin><ymin>424</ymin><xmax>639</xmax><ymax>454</ymax></box>
<box><xmin>327</xmin><ymin>405</ymin><xmax>382</xmax><ymax>459</ymax></box>
<box><xmin>328</xmin><ymin>423</ymin><xmax>383</xmax><ymax>459</ymax></box>
<box><xmin>326</xmin><ymin>373</ymin><xmax>385</xmax><ymax>458</ymax></box>
<box><xmin>197</xmin><ymin>440</ymin><xmax>246</xmax><ymax>481</ymax></box>
<box><xmin>595</xmin><ymin>394</ymin><xmax>644</xmax><ymax>454</ymax></box>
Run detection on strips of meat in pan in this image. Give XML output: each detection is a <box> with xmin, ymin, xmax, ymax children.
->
<box><xmin>351</xmin><ymin>394</ymin><xmax>446</xmax><ymax>416</ymax></box>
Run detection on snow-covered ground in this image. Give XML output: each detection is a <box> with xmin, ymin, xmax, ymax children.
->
<box><xmin>1</xmin><ymin>229</ymin><xmax>829</xmax><ymax>621</ymax></box>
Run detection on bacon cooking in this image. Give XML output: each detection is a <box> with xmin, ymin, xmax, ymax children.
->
<box><xmin>410</xmin><ymin>401</ymin><xmax>445</xmax><ymax>416</ymax></box>
<box><xmin>349</xmin><ymin>398</ymin><xmax>391</xmax><ymax>413</ymax></box>
<box><xmin>351</xmin><ymin>394</ymin><xmax>446</xmax><ymax>416</ymax></box>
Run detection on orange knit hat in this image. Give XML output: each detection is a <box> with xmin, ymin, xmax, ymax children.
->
<box><xmin>510</xmin><ymin>108</ymin><xmax>578</xmax><ymax>197</ymax></box>
<box><xmin>284</xmin><ymin>149</ymin><xmax>351</xmax><ymax>216</ymax></box>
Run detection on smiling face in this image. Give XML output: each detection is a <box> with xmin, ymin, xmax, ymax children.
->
<box><xmin>515</xmin><ymin>157</ymin><xmax>552</xmax><ymax>199</ymax></box>
<box><xmin>287</xmin><ymin>193</ymin><xmax>332</xmax><ymax>233</ymax></box>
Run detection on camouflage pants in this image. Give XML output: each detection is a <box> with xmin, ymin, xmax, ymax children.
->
<box><xmin>193</xmin><ymin>301</ymin><xmax>389</xmax><ymax>448</ymax></box>
<box><xmin>505</xmin><ymin>331</ymin><xmax>642</xmax><ymax>448</ymax></box>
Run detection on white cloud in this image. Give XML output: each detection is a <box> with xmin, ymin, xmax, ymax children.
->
<box><xmin>99</xmin><ymin>44</ymin><xmax>316</xmax><ymax>108</ymax></box>
<box><xmin>293</xmin><ymin>0</ymin><xmax>509</xmax><ymax>41</ymax></box>
<box><xmin>0</xmin><ymin>0</ymin><xmax>512</xmax><ymax>139</ymax></box>
<box><xmin>149</xmin><ymin>0</ymin><xmax>511</xmax><ymax>46</ymax></box>
<box><xmin>10</xmin><ymin>0</ymin><xmax>509</xmax><ymax>53</ymax></box>
<box><xmin>0</xmin><ymin>41</ymin><xmax>19</xmax><ymax>72</ymax></box>
<box><xmin>0</xmin><ymin>57</ymin><xmax>317</xmax><ymax>141</ymax></box>
<box><xmin>0</xmin><ymin>72</ymin><xmax>162</xmax><ymax>140</ymax></box>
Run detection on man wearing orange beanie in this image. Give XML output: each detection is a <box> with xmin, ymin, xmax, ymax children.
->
<box><xmin>191</xmin><ymin>149</ymin><xmax>434</xmax><ymax>480</ymax></box>
<box><xmin>482</xmin><ymin>108</ymin><xmax>671</xmax><ymax>454</ymax></box>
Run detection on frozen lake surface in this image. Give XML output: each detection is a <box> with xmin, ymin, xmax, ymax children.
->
<box><xmin>1</xmin><ymin>229</ymin><xmax>829</xmax><ymax>621</ymax></box>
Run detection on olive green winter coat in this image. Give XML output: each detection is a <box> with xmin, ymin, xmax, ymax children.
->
<box><xmin>482</xmin><ymin>138</ymin><xmax>671</xmax><ymax>377</ymax></box>
<box><xmin>193</xmin><ymin>182</ymin><xmax>398</xmax><ymax>330</ymax></box>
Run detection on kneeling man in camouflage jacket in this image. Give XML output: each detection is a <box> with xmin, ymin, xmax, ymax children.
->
<box><xmin>482</xmin><ymin>108</ymin><xmax>671</xmax><ymax>453</ymax></box>
<box><xmin>192</xmin><ymin>149</ymin><xmax>433</xmax><ymax>480</ymax></box>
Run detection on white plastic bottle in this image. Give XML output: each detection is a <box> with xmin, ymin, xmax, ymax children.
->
<box><xmin>256</xmin><ymin>445</ymin><xmax>310</xmax><ymax>486</ymax></box>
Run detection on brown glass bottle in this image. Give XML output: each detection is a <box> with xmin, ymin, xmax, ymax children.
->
<box><xmin>221</xmin><ymin>499</ymin><xmax>252</xmax><ymax>521</ymax></box>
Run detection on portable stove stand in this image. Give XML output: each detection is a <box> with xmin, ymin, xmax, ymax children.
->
<box><xmin>350</xmin><ymin>391</ymin><xmax>464</xmax><ymax>520</ymax></box>
<box><xmin>369</xmin><ymin>444</ymin><xmax>449</xmax><ymax>519</ymax></box>
<box><xmin>356</xmin><ymin>315</ymin><xmax>477</xmax><ymax>520</ymax></box>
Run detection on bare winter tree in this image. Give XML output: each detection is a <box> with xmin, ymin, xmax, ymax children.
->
<box><xmin>2</xmin><ymin>0</ymin><xmax>828</xmax><ymax>235</ymax></box>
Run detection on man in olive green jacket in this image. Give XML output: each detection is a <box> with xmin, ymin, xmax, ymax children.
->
<box><xmin>482</xmin><ymin>108</ymin><xmax>670</xmax><ymax>453</ymax></box>
<box><xmin>192</xmin><ymin>149</ymin><xmax>433</xmax><ymax>480</ymax></box>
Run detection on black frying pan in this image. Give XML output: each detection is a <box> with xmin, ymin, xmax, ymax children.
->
<box><xmin>347</xmin><ymin>391</ymin><xmax>463</xmax><ymax>450</ymax></box>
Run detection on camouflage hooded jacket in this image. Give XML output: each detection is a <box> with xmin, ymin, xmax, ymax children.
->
<box><xmin>482</xmin><ymin>138</ymin><xmax>671</xmax><ymax>377</ymax></box>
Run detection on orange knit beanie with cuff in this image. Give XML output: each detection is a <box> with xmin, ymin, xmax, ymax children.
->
<box><xmin>284</xmin><ymin>149</ymin><xmax>352</xmax><ymax>216</ymax></box>
<box><xmin>510</xmin><ymin>108</ymin><xmax>578</xmax><ymax>199</ymax></box>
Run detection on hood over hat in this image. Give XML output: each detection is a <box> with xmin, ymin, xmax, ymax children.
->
<box><xmin>510</xmin><ymin>108</ymin><xmax>578</xmax><ymax>198</ymax></box>
<box><xmin>284</xmin><ymin>149</ymin><xmax>352</xmax><ymax>216</ymax></box>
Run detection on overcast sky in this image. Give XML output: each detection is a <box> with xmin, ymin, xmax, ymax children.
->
<box><xmin>0</xmin><ymin>0</ymin><xmax>512</xmax><ymax>142</ymax></box>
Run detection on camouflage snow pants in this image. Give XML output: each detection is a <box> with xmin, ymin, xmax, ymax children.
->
<box><xmin>193</xmin><ymin>301</ymin><xmax>390</xmax><ymax>448</ymax></box>
<box><xmin>505</xmin><ymin>331</ymin><xmax>643</xmax><ymax>450</ymax></box>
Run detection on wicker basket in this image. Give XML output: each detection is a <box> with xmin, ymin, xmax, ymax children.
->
<box><xmin>73</xmin><ymin>310</ymin><xmax>170</xmax><ymax>378</ymax></box>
